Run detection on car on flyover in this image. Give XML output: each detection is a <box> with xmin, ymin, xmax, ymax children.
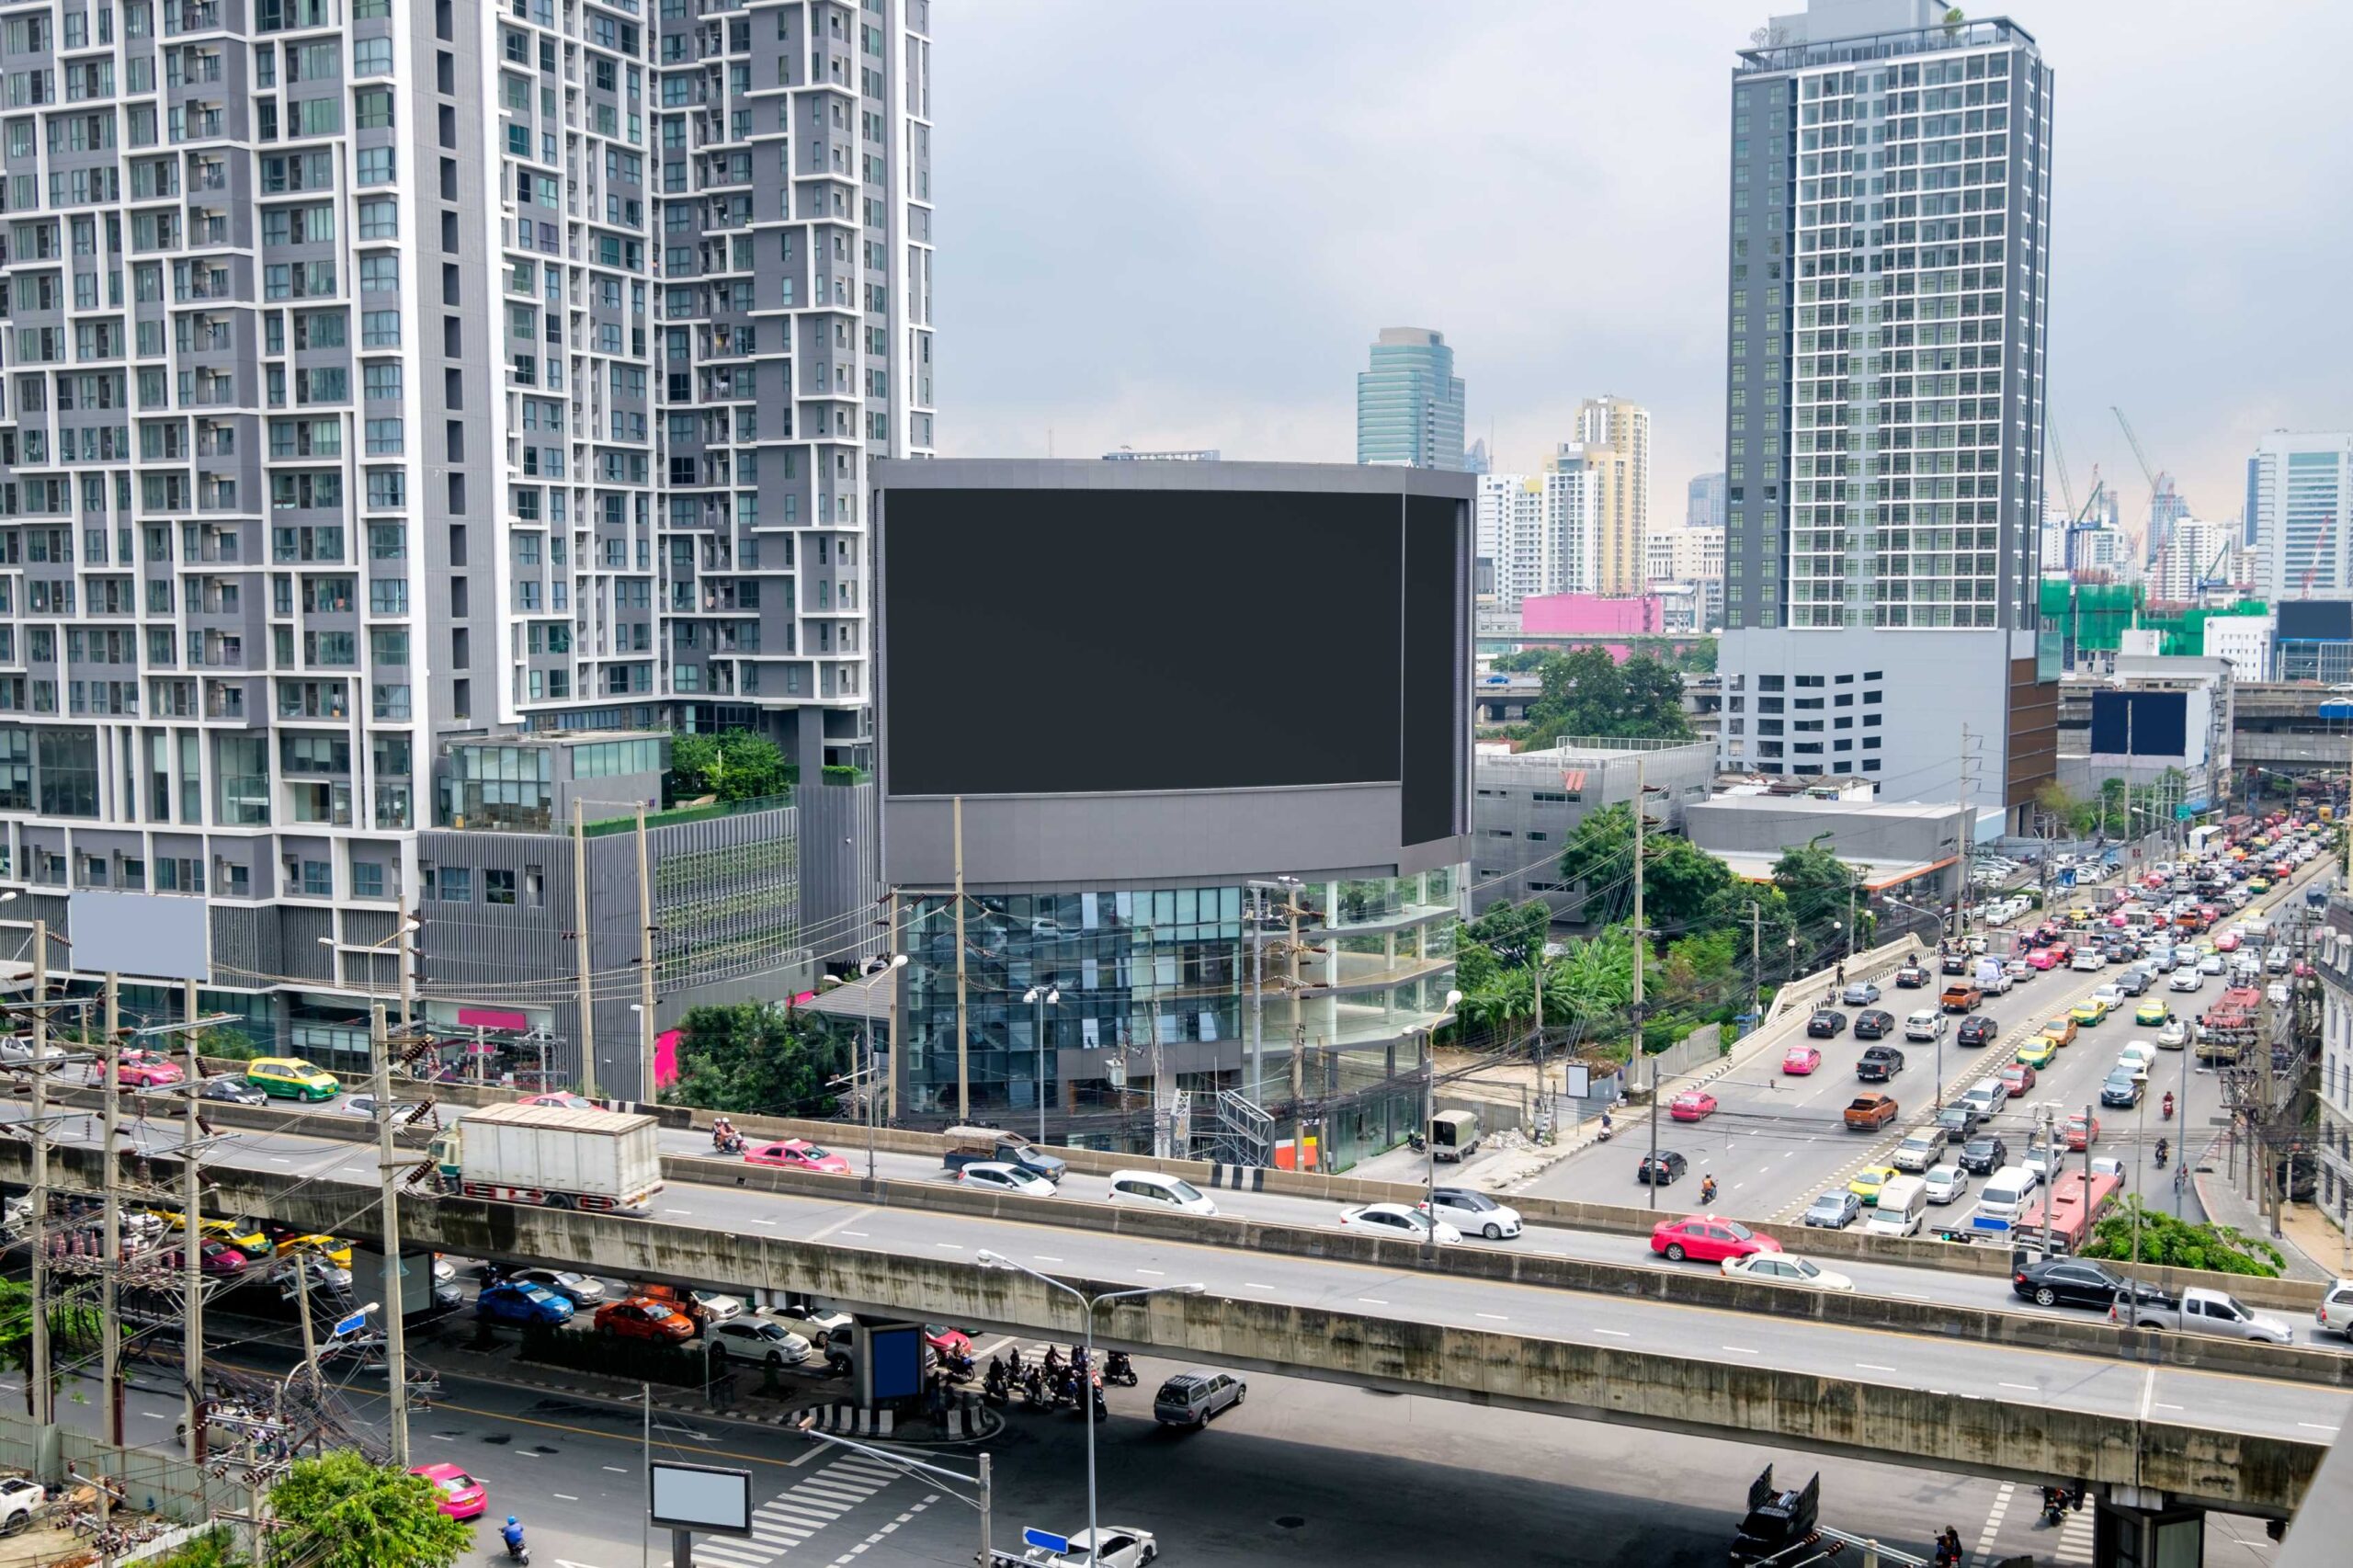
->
<box><xmin>1723</xmin><ymin>1254</ymin><xmax>1853</xmax><ymax>1292</ymax></box>
<box><xmin>1650</xmin><ymin>1215</ymin><xmax>1779</xmax><ymax>1265</ymax></box>
<box><xmin>957</xmin><ymin>1162</ymin><xmax>1058</xmax><ymax>1198</ymax></box>
<box><xmin>1670</xmin><ymin>1090</ymin><xmax>1720</xmax><ymax>1122</ymax></box>
<box><xmin>1423</xmin><ymin>1188</ymin><xmax>1523</xmax><ymax>1240</ymax></box>
<box><xmin>1782</xmin><ymin>1043</ymin><xmax>1822</xmax><ymax>1075</ymax></box>
<box><xmin>2156</xmin><ymin>1017</ymin><xmax>2190</xmax><ymax>1049</ymax></box>
<box><xmin>1636</xmin><ymin>1150</ymin><xmax>1689</xmax><ymax>1186</ymax></box>
<box><xmin>1853</xmin><ymin>1008</ymin><xmax>1897</xmax><ymax>1040</ymax></box>
<box><xmin>1996</xmin><ymin>1062</ymin><xmax>2037</xmax><ymax>1096</ymax></box>
<box><xmin>1338</xmin><ymin>1203</ymin><xmax>1460</xmax><ymax>1245</ymax></box>
<box><xmin>1802</xmin><ymin>1190</ymin><xmax>1861</xmax><ymax>1229</ymax></box>
<box><xmin>745</xmin><ymin>1139</ymin><xmax>854</xmax><ymax>1176</ymax></box>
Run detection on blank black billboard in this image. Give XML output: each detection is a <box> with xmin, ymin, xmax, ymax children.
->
<box><xmin>2277</xmin><ymin>600</ymin><xmax>2353</xmax><ymax>643</ymax></box>
<box><xmin>2089</xmin><ymin>689</ymin><xmax>2188</xmax><ymax>756</ymax></box>
<box><xmin>880</xmin><ymin>484</ymin><xmax>1462</xmax><ymax>843</ymax></box>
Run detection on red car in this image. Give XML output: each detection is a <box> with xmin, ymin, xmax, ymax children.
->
<box><xmin>595</xmin><ymin>1297</ymin><xmax>698</xmax><ymax>1342</ymax></box>
<box><xmin>744</xmin><ymin>1139</ymin><xmax>853</xmax><ymax>1176</ymax></box>
<box><xmin>2063</xmin><ymin>1115</ymin><xmax>2100</xmax><ymax>1151</ymax></box>
<box><xmin>1781</xmin><ymin>1045</ymin><xmax>1821</xmax><ymax>1076</ymax></box>
<box><xmin>96</xmin><ymin>1051</ymin><xmax>184</xmax><ymax>1090</ymax></box>
<box><xmin>409</xmin><ymin>1463</ymin><xmax>487</xmax><ymax>1520</ymax></box>
<box><xmin>1997</xmin><ymin>1062</ymin><xmax>2037</xmax><ymax>1096</ymax></box>
<box><xmin>2214</xmin><ymin>932</ymin><xmax>2240</xmax><ymax>952</ymax></box>
<box><xmin>2026</xmin><ymin>949</ymin><xmax>2058</xmax><ymax>971</ymax></box>
<box><xmin>522</xmin><ymin>1092</ymin><xmax>597</xmax><ymax>1110</ymax></box>
<box><xmin>1669</xmin><ymin>1091</ymin><xmax>1720</xmax><ymax>1122</ymax></box>
<box><xmin>164</xmin><ymin>1241</ymin><xmax>249</xmax><ymax>1277</ymax></box>
<box><xmin>1650</xmin><ymin>1215</ymin><xmax>1780</xmax><ymax>1265</ymax></box>
<box><xmin>924</xmin><ymin>1324</ymin><xmax>973</xmax><ymax>1359</ymax></box>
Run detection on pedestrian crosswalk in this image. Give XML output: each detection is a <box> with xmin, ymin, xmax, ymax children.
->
<box><xmin>1966</xmin><ymin>1481</ymin><xmax>2016</xmax><ymax>1567</ymax></box>
<box><xmin>680</xmin><ymin>1456</ymin><xmax>908</xmax><ymax>1568</ymax></box>
<box><xmin>2055</xmin><ymin>1504</ymin><xmax>2096</xmax><ymax>1565</ymax></box>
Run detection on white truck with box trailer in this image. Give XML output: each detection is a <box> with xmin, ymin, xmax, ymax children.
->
<box><xmin>428</xmin><ymin>1102</ymin><xmax>664</xmax><ymax>1216</ymax></box>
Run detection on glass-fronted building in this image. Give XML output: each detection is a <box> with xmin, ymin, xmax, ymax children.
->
<box><xmin>900</xmin><ymin>867</ymin><xmax>1462</xmax><ymax>1169</ymax></box>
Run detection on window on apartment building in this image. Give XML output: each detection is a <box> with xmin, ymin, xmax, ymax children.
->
<box><xmin>484</xmin><ymin>869</ymin><xmax>517</xmax><ymax>905</ymax></box>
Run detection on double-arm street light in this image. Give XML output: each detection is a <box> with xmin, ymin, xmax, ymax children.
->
<box><xmin>1022</xmin><ymin>983</ymin><xmax>1061</xmax><ymax>1144</ymax></box>
<box><xmin>977</xmin><ymin>1252</ymin><xmax>1200</xmax><ymax>1559</ymax></box>
<box><xmin>1415</xmin><ymin>989</ymin><xmax>1465</xmax><ymax>1260</ymax></box>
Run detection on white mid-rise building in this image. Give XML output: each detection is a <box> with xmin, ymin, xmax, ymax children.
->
<box><xmin>2149</xmin><ymin>518</ymin><xmax>2232</xmax><ymax>603</ymax></box>
<box><xmin>2250</xmin><ymin>430</ymin><xmax>2353</xmax><ymax>599</ymax></box>
<box><xmin>2202</xmin><ymin>613</ymin><xmax>2274</xmax><ymax>682</ymax></box>
<box><xmin>1475</xmin><ymin>461</ymin><xmax>1600</xmax><ymax>607</ymax></box>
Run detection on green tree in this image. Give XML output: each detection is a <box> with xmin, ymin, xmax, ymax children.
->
<box><xmin>1461</xmin><ymin>899</ymin><xmax>1552</xmax><ymax>969</ymax></box>
<box><xmin>0</xmin><ymin>1278</ymin><xmax>108</xmax><ymax>1415</ymax></box>
<box><xmin>1772</xmin><ymin>834</ymin><xmax>1859</xmax><ymax>949</ymax></box>
<box><xmin>265</xmin><ymin>1451</ymin><xmax>473</xmax><ymax>1568</ymax></box>
<box><xmin>1644</xmin><ymin>835</ymin><xmax>1735</xmax><ymax>934</ymax></box>
<box><xmin>150</xmin><ymin>1531</ymin><xmax>246</xmax><ymax>1568</ymax></box>
<box><xmin>1517</xmin><ymin>649</ymin><xmax>1693</xmax><ymax>744</ymax></box>
<box><xmin>662</xmin><ymin>1002</ymin><xmax>847</xmax><ymax>1116</ymax></box>
<box><xmin>1555</xmin><ymin>802</ymin><xmax>1636</xmax><ymax>921</ymax></box>
<box><xmin>2077</xmin><ymin>1198</ymin><xmax>2285</xmax><ymax>1278</ymax></box>
<box><xmin>668</xmin><ymin>729</ymin><xmax>792</xmax><ymax>804</ymax></box>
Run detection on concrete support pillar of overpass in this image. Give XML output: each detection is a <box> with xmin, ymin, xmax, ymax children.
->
<box><xmin>2094</xmin><ymin>1489</ymin><xmax>2205</xmax><ymax>1568</ymax></box>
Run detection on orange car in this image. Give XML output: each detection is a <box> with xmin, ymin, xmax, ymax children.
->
<box><xmin>594</xmin><ymin>1296</ymin><xmax>697</xmax><ymax>1342</ymax></box>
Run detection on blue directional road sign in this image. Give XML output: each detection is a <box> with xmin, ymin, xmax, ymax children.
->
<box><xmin>332</xmin><ymin>1310</ymin><xmax>369</xmax><ymax>1338</ymax></box>
<box><xmin>1022</xmin><ymin>1528</ymin><xmax>1073</xmax><ymax>1554</ymax></box>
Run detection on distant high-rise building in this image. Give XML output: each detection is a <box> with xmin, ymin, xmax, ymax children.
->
<box><xmin>2251</xmin><ymin>431</ymin><xmax>2353</xmax><ymax>598</ymax></box>
<box><xmin>1477</xmin><ymin>463</ymin><xmax>1597</xmax><ymax>606</ymax></box>
<box><xmin>1466</xmin><ymin>437</ymin><xmax>1493</xmax><ymax>475</ymax></box>
<box><xmin>1569</xmin><ymin>397</ymin><xmax>1651</xmax><ymax>595</ymax></box>
<box><xmin>1101</xmin><ymin>448</ymin><xmax>1222</xmax><ymax>461</ymax></box>
<box><xmin>1687</xmin><ymin>472</ymin><xmax>1729</xmax><ymax>529</ymax></box>
<box><xmin>2245</xmin><ymin>456</ymin><xmax>2263</xmax><ymax>548</ymax></box>
<box><xmin>2150</xmin><ymin>518</ymin><xmax>2231</xmax><ymax>603</ymax></box>
<box><xmin>1357</xmin><ymin>328</ymin><xmax>1467</xmax><ymax>471</ymax></box>
<box><xmin>1714</xmin><ymin>0</ymin><xmax>2056</xmax><ymax>824</ymax></box>
<box><xmin>2145</xmin><ymin>477</ymin><xmax>2188</xmax><ymax>566</ymax></box>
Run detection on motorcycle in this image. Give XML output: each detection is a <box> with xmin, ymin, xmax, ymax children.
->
<box><xmin>711</xmin><ymin>1131</ymin><xmax>745</xmax><ymax>1155</ymax></box>
<box><xmin>981</xmin><ymin>1358</ymin><xmax>1010</xmax><ymax>1408</ymax></box>
<box><xmin>1019</xmin><ymin>1367</ymin><xmax>1048</xmax><ymax>1408</ymax></box>
<box><xmin>2040</xmin><ymin>1489</ymin><xmax>2068</xmax><ymax>1528</ymax></box>
<box><xmin>1407</xmin><ymin>1131</ymin><xmax>1427</xmax><ymax>1154</ymax></box>
<box><xmin>2161</xmin><ymin>1094</ymin><xmax>2175</xmax><ymax>1122</ymax></box>
<box><xmin>1102</xmin><ymin>1351</ymin><xmax>1138</xmax><ymax>1389</ymax></box>
<box><xmin>500</xmin><ymin>1521</ymin><xmax>530</xmax><ymax>1564</ymax></box>
<box><xmin>2153</xmin><ymin>1140</ymin><xmax>2169</xmax><ymax>1170</ymax></box>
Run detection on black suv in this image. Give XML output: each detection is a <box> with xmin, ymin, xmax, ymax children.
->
<box><xmin>1806</xmin><ymin>1009</ymin><xmax>1847</xmax><ymax>1039</ymax></box>
<box><xmin>2113</xmin><ymin>969</ymin><xmax>2150</xmax><ymax>996</ymax></box>
<box><xmin>1636</xmin><ymin>1150</ymin><xmax>1689</xmax><ymax>1187</ymax></box>
<box><xmin>1856</xmin><ymin>1045</ymin><xmax>1905</xmax><ymax>1082</ymax></box>
<box><xmin>1957</xmin><ymin>1135</ymin><xmax>2008</xmax><ymax>1176</ymax></box>
<box><xmin>1936</xmin><ymin>1104</ymin><xmax>1982</xmax><ymax>1140</ymax></box>
<box><xmin>1956</xmin><ymin>1015</ymin><xmax>1999</xmax><ymax>1048</ymax></box>
<box><xmin>1853</xmin><ymin>1008</ymin><xmax>1895</xmax><ymax>1040</ymax></box>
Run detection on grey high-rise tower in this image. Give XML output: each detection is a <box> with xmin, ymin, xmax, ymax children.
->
<box><xmin>1716</xmin><ymin>0</ymin><xmax>2056</xmax><ymax>825</ymax></box>
<box><xmin>1357</xmin><ymin>327</ymin><xmax>1466</xmax><ymax>471</ymax></box>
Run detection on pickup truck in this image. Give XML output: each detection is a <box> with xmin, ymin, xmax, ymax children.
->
<box><xmin>1939</xmin><ymin>984</ymin><xmax>1983</xmax><ymax>1013</ymax></box>
<box><xmin>2110</xmin><ymin>1285</ymin><xmax>2295</xmax><ymax>1343</ymax></box>
<box><xmin>940</xmin><ymin>1126</ymin><xmax>1070</xmax><ymax>1183</ymax></box>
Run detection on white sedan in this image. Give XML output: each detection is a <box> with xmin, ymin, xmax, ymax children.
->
<box><xmin>2197</xmin><ymin>953</ymin><xmax>2226</xmax><ymax>975</ymax></box>
<box><xmin>1722</xmin><ymin>1254</ymin><xmax>1854</xmax><ymax>1292</ymax></box>
<box><xmin>2168</xmin><ymin>970</ymin><xmax>2204</xmax><ymax>993</ymax></box>
<box><xmin>1423</xmin><ymin>1187</ymin><xmax>1523</xmax><ymax>1240</ymax></box>
<box><xmin>957</xmin><ymin>1161</ymin><xmax>1058</xmax><ymax>1198</ymax></box>
<box><xmin>2156</xmin><ymin>1018</ymin><xmax>2190</xmax><ymax>1049</ymax></box>
<box><xmin>1338</xmin><ymin>1203</ymin><xmax>1461</xmax><ymax>1244</ymax></box>
<box><xmin>690</xmin><ymin>1290</ymin><xmax>745</xmax><ymax>1322</ymax></box>
<box><xmin>1021</xmin><ymin>1526</ymin><xmax>1159</xmax><ymax>1568</ymax></box>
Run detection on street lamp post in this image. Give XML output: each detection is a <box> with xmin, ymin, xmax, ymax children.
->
<box><xmin>977</xmin><ymin>1254</ymin><xmax>1199</xmax><ymax>1562</ymax></box>
<box><xmin>824</xmin><ymin>954</ymin><xmax>907</xmax><ymax>1196</ymax></box>
<box><xmin>1022</xmin><ymin>983</ymin><xmax>1061</xmax><ymax>1145</ymax></box>
<box><xmin>1415</xmin><ymin>990</ymin><xmax>1464</xmax><ymax>1261</ymax></box>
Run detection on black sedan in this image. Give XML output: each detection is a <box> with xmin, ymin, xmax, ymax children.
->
<box><xmin>1956</xmin><ymin>1016</ymin><xmax>1999</xmax><ymax>1047</ymax></box>
<box><xmin>1852</xmin><ymin>1008</ymin><xmax>1896</xmax><ymax>1040</ymax></box>
<box><xmin>199</xmin><ymin>1075</ymin><xmax>269</xmax><ymax>1106</ymax></box>
<box><xmin>1636</xmin><ymin>1151</ymin><xmax>1689</xmax><ymax>1187</ymax></box>
<box><xmin>2014</xmin><ymin>1256</ymin><xmax>2157</xmax><ymax>1312</ymax></box>
<box><xmin>1893</xmin><ymin>963</ymin><xmax>1930</xmax><ymax>989</ymax></box>
<box><xmin>1806</xmin><ymin>1009</ymin><xmax>1848</xmax><ymax>1040</ymax></box>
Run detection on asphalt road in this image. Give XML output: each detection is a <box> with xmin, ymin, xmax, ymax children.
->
<box><xmin>17</xmin><ymin>1094</ymin><xmax>2350</xmax><ymax>1458</ymax></box>
<box><xmin>6</xmin><ymin>1340</ymin><xmax>2288</xmax><ymax>1568</ymax></box>
<box><xmin>1517</xmin><ymin>853</ymin><xmax>2337</xmax><ymax>1227</ymax></box>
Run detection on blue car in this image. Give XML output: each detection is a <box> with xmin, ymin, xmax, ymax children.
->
<box><xmin>476</xmin><ymin>1282</ymin><xmax>574</xmax><ymax>1326</ymax></box>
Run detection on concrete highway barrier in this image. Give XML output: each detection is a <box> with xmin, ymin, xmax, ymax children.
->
<box><xmin>9</xmin><ymin>1139</ymin><xmax>2320</xmax><ymax>1518</ymax></box>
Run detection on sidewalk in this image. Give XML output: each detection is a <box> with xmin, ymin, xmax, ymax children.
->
<box><xmin>2279</xmin><ymin>1200</ymin><xmax>2350</xmax><ymax>1284</ymax></box>
<box><xmin>2191</xmin><ymin>1163</ymin><xmax>2339</xmax><ymax>1284</ymax></box>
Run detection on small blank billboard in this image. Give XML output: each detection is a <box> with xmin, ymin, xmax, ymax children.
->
<box><xmin>66</xmin><ymin>891</ymin><xmax>210</xmax><ymax>982</ymax></box>
<box><xmin>649</xmin><ymin>1462</ymin><xmax>752</xmax><ymax>1536</ymax></box>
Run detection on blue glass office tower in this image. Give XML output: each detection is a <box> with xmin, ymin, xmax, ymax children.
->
<box><xmin>1357</xmin><ymin>328</ymin><xmax>1467</xmax><ymax>471</ymax></box>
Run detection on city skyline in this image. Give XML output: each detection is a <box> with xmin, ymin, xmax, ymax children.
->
<box><xmin>937</xmin><ymin>1</ymin><xmax>2352</xmax><ymax>528</ymax></box>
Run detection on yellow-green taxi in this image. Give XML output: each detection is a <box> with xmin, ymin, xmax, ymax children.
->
<box><xmin>146</xmin><ymin>1212</ymin><xmax>272</xmax><ymax>1258</ymax></box>
<box><xmin>273</xmin><ymin>1233</ymin><xmax>354</xmax><ymax>1267</ymax></box>
<box><xmin>2017</xmin><ymin>1035</ymin><xmax>2061</xmax><ymax>1068</ymax></box>
<box><xmin>244</xmin><ymin>1057</ymin><xmax>340</xmax><ymax>1102</ymax></box>
<box><xmin>1848</xmin><ymin>1165</ymin><xmax>1900</xmax><ymax>1205</ymax></box>
<box><xmin>2133</xmin><ymin>1000</ymin><xmax>2170</xmax><ymax>1028</ymax></box>
<box><xmin>2068</xmin><ymin>998</ymin><xmax>2110</xmax><ymax>1028</ymax></box>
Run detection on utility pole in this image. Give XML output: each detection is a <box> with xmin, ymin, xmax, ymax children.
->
<box><xmin>1957</xmin><ymin>724</ymin><xmax>1973</xmax><ymax>939</ymax></box>
<box><xmin>1748</xmin><ymin>902</ymin><xmax>1762</xmax><ymax>1031</ymax></box>
<box><xmin>1634</xmin><ymin>758</ymin><xmax>1657</xmax><ymax>1207</ymax></box>
<box><xmin>953</xmin><ymin>794</ymin><xmax>971</xmax><ymax>1121</ymax></box>
<box><xmin>1288</xmin><ymin>897</ymin><xmax>1309</xmax><ymax>1166</ymax></box>
<box><xmin>181</xmin><ymin>975</ymin><xmax>207</xmax><ymax>1461</ymax></box>
<box><xmin>28</xmin><ymin>918</ymin><xmax>51</xmax><ymax>1429</ymax></box>
<box><xmin>1248</xmin><ymin>886</ymin><xmax>1265</xmax><ymax>1108</ymax></box>
<box><xmin>396</xmin><ymin>892</ymin><xmax>415</xmax><ymax>1035</ymax></box>
<box><xmin>571</xmin><ymin>799</ymin><xmax>600</xmax><ymax>1099</ymax></box>
<box><xmin>885</xmin><ymin>892</ymin><xmax>903</xmax><ymax>1124</ymax></box>
<box><xmin>100</xmin><ymin>971</ymin><xmax>124</xmax><ymax>1447</ymax></box>
<box><xmin>636</xmin><ymin>804</ymin><xmax>657</xmax><ymax>1100</ymax></box>
<box><xmin>371</xmin><ymin>1002</ymin><xmax>410</xmax><ymax>1466</ymax></box>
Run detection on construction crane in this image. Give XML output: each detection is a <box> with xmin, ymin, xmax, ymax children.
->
<box><xmin>2111</xmin><ymin>405</ymin><xmax>2177</xmax><ymax>566</ymax></box>
<box><xmin>2063</xmin><ymin>470</ymin><xmax>2108</xmax><ymax>576</ymax></box>
<box><xmin>2194</xmin><ymin>536</ymin><xmax>2234</xmax><ymax>597</ymax></box>
<box><xmin>2050</xmin><ymin>426</ymin><xmax>2077</xmax><ymax>519</ymax></box>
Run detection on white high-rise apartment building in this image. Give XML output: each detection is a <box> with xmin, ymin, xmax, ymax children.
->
<box><xmin>1572</xmin><ymin>395</ymin><xmax>1649</xmax><ymax>595</ymax></box>
<box><xmin>1715</xmin><ymin>0</ymin><xmax>2057</xmax><ymax>821</ymax></box>
<box><xmin>1476</xmin><ymin>464</ymin><xmax>1595</xmax><ymax>607</ymax></box>
<box><xmin>0</xmin><ymin>0</ymin><xmax>932</xmax><ymax>1016</ymax></box>
<box><xmin>2249</xmin><ymin>431</ymin><xmax>2353</xmax><ymax>599</ymax></box>
<box><xmin>2150</xmin><ymin>517</ymin><xmax>2230</xmax><ymax>603</ymax></box>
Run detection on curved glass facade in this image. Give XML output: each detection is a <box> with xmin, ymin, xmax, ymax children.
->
<box><xmin>899</xmin><ymin>865</ymin><xmax>1463</xmax><ymax>1165</ymax></box>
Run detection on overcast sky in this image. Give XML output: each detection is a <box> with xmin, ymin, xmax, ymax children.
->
<box><xmin>932</xmin><ymin>1</ymin><xmax>2353</xmax><ymax>531</ymax></box>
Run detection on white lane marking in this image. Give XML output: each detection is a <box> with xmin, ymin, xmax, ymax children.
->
<box><xmin>1721</xmin><ymin>1345</ymin><xmax>1761</xmax><ymax>1355</ymax></box>
<box><xmin>1855</xmin><ymin>1362</ymin><xmax>1897</xmax><ymax>1373</ymax></box>
<box><xmin>2002</xmin><ymin>1381</ymin><xmax>2040</xmax><ymax>1392</ymax></box>
<box><xmin>2153</xmin><ymin>1402</ymin><xmax>2183</xmax><ymax>1412</ymax></box>
<box><xmin>1244</xmin><ymin>1281</ymin><xmax>1273</xmax><ymax>1290</ymax></box>
<box><xmin>1475</xmin><ymin>1312</ymin><xmax>1508</xmax><ymax>1322</ymax></box>
<box><xmin>1136</xmin><ymin>1268</ymin><xmax>1165</xmax><ymax>1276</ymax></box>
<box><xmin>2300</xmin><ymin>1422</ymin><xmax>2341</xmax><ymax>1433</ymax></box>
<box><xmin>1592</xmin><ymin>1327</ymin><xmax>1630</xmax><ymax>1337</ymax></box>
<box><xmin>552</xmin><ymin>1492</ymin><xmax>580</xmax><ymax>1501</ymax></box>
<box><xmin>754</xmin><ymin>1218</ymin><xmax>778</xmax><ymax>1226</ymax></box>
<box><xmin>430</xmin><ymin>1434</ymin><xmax>455</xmax><ymax>1442</ymax></box>
<box><xmin>1357</xmin><ymin>1297</ymin><xmax>1389</xmax><ymax>1306</ymax></box>
<box><xmin>934</xmin><ymin>1242</ymin><xmax>962</xmax><ymax>1250</ymax></box>
<box><xmin>268</xmin><ymin>1156</ymin><xmax>290</xmax><ymax>1164</ymax></box>
<box><xmin>604</xmin><ymin>1465</ymin><xmax>630</xmax><ymax>1473</ymax></box>
<box><xmin>1033</xmin><ymin>1256</ymin><xmax>1063</xmax><ymax>1264</ymax></box>
<box><xmin>517</xmin><ymin>1450</ymin><xmax>541</xmax><ymax>1459</ymax></box>
<box><xmin>663</xmin><ymin>1208</ymin><xmax>693</xmax><ymax>1215</ymax></box>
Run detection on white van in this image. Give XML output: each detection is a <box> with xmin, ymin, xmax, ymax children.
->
<box><xmin>1976</xmin><ymin>1165</ymin><xmax>2040</xmax><ymax>1226</ymax></box>
<box><xmin>1106</xmin><ymin>1170</ymin><xmax>1219</xmax><ymax>1217</ymax></box>
<box><xmin>1865</xmin><ymin>1175</ymin><xmax>1927</xmax><ymax>1237</ymax></box>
